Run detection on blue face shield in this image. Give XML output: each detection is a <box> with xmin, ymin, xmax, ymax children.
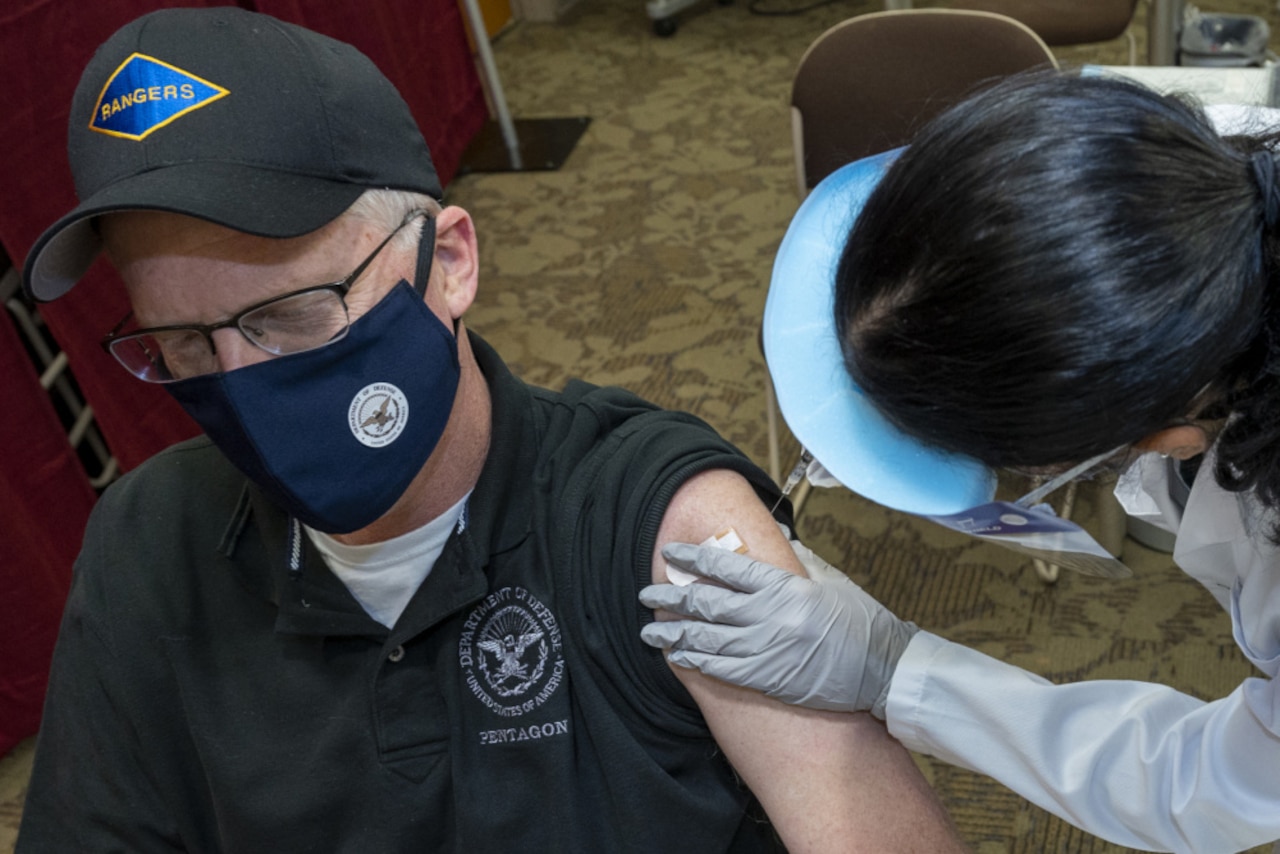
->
<box><xmin>167</xmin><ymin>279</ymin><xmax>460</xmax><ymax>533</ymax></box>
<box><xmin>764</xmin><ymin>149</ymin><xmax>1131</xmax><ymax>578</ymax></box>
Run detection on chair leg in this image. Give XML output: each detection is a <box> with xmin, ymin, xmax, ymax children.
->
<box><xmin>764</xmin><ymin>368</ymin><xmax>781</xmax><ymax>485</ymax></box>
<box><xmin>789</xmin><ymin>478</ymin><xmax>813</xmax><ymax>517</ymax></box>
<box><xmin>761</xmin><ymin>328</ymin><xmax>809</xmax><ymax>518</ymax></box>
<box><xmin>1032</xmin><ymin>557</ymin><xmax>1061</xmax><ymax>584</ymax></box>
<box><xmin>1032</xmin><ymin>478</ymin><xmax>1079</xmax><ymax>584</ymax></box>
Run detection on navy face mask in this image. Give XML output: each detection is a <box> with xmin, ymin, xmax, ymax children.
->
<box><xmin>166</xmin><ymin>279</ymin><xmax>460</xmax><ymax>533</ymax></box>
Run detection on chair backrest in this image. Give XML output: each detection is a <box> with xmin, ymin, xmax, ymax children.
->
<box><xmin>790</xmin><ymin>9</ymin><xmax>1057</xmax><ymax>197</ymax></box>
<box><xmin>940</xmin><ymin>0</ymin><xmax>1140</xmax><ymax>47</ymax></box>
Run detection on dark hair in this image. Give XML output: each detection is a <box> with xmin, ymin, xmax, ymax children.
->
<box><xmin>834</xmin><ymin>71</ymin><xmax>1280</xmax><ymax>523</ymax></box>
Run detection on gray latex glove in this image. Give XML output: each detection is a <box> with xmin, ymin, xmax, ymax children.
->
<box><xmin>640</xmin><ymin>538</ymin><xmax>919</xmax><ymax>720</ymax></box>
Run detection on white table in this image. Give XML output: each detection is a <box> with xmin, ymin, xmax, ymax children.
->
<box><xmin>1084</xmin><ymin>63</ymin><xmax>1279</xmax><ymax>106</ymax></box>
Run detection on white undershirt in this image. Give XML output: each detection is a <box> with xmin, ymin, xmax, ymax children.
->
<box><xmin>305</xmin><ymin>492</ymin><xmax>471</xmax><ymax>628</ymax></box>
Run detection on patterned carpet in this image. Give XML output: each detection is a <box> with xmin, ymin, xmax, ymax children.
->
<box><xmin>4</xmin><ymin>0</ymin><xmax>1277</xmax><ymax>851</ymax></box>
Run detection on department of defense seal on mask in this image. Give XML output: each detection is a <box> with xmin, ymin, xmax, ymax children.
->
<box><xmin>348</xmin><ymin>382</ymin><xmax>409</xmax><ymax>448</ymax></box>
<box><xmin>459</xmin><ymin>586</ymin><xmax>565</xmax><ymax>718</ymax></box>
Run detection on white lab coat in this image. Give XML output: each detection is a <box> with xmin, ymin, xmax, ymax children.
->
<box><xmin>886</xmin><ymin>448</ymin><xmax>1280</xmax><ymax>853</ymax></box>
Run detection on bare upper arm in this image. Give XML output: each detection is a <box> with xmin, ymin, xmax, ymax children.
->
<box><xmin>653</xmin><ymin>469</ymin><xmax>965</xmax><ymax>853</ymax></box>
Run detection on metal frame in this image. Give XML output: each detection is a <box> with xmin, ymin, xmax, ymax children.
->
<box><xmin>1</xmin><ymin>266</ymin><xmax>118</xmax><ymax>489</ymax></box>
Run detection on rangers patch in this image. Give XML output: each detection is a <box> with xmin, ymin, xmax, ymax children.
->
<box><xmin>90</xmin><ymin>53</ymin><xmax>228</xmax><ymax>140</ymax></box>
<box><xmin>459</xmin><ymin>586</ymin><xmax>565</xmax><ymax>718</ymax></box>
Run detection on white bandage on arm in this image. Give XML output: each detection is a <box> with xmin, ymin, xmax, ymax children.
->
<box><xmin>665</xmin><ymin>527</ymin><xmax>746</xmax><ymax>586</ymax></box>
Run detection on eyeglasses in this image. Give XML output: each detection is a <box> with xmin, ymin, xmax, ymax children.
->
<box><xmin>102</xmin><ymin>210</ymin><xmax>426</xmax><ymax>383</ymax></box>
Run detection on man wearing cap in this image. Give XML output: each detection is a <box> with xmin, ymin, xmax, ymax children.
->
<box><xmin>16</xmin><ymin>8</ymin><xmax>964</xmax><ymax>853</ymax></box>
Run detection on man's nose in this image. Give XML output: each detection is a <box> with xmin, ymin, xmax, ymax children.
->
<box><xmin>210</xmin><ymin>327</ymin><xmax>273</xmax><ymax>373</ymax></box>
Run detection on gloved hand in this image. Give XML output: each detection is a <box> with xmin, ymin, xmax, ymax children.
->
<box><xmin>640</xmin><ymin>538</ymin><xmax>919</xmax><ymax>720</ymax></box>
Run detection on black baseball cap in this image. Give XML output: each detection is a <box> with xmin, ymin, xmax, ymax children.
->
<box><xmin>23</xmin><ymin>6</ymin><xmax>443</xmax><ymax>302</ymax></box>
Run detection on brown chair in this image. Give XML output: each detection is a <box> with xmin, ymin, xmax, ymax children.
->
<box><xmin>768</xmin><ymin>10</ymin><xmax>1056</xmax><ymax>533</ymax></box>
<box><xmin>788</xmin><ymin>9</ymin><xmax>1058</xmax><ymax>198</ymax></box>
<box><xmin>937</xmin><ymin>0</ymin><xmax>1138</xmax><ymax>44</ymax></box>
<box><xmin>768</xmin><ymin>11</ymin><xmax>1121</xmax><ymax>580</ymax></box>
<box><xmin>935</xmin><ymin>0</ymin><xmax>1142</xmax><ymax>63</ymax></box>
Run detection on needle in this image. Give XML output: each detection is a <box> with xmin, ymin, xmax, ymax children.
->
<box><xmin>771</xmin><ymin>449</ymin><xmax>813</xmax><ymax>515</ymax></box>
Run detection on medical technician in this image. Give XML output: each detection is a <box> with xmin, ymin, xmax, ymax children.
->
<box><xmin>641</xmin><ymin>72</ymin><xmax>1280</xmax><ymax>854</ymax></box>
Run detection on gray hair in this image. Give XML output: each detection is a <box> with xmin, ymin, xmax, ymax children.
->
<box><xmin>344</xmin><ymin>188</ymin><xmax>441</xmax><ymax>250</ymax></box>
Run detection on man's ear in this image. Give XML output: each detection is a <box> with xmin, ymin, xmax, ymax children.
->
<box><xmin>1135</xmin><ymin>424</ymin><xmax>1210</xmax><ymax>460</ymax></box>
<box><xmin>429</xmin><ymin>206</ymin><xmax>479</xmax><ymax>320</ymax></box>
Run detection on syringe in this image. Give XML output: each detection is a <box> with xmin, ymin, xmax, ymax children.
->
<box><xmin>771</xmin><ymin>448</ymin><xmax>813</xmax><ymax>515</ymax></box>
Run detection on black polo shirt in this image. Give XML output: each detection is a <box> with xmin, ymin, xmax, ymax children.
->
<box><xmin>18</xmin><ymin>333</ymin><xmax>787</xmax><ymax>853</ymax></box>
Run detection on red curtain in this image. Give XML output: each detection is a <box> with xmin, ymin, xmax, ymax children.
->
<box><xmin>0</xmin><ymin>0</ymin><xmax>487</xmax><ymax>755</ymax></box>
<box><xmin>0</xmin><ymin>313</ymin><xmax>96</xmax><ymax>756</ymax></box>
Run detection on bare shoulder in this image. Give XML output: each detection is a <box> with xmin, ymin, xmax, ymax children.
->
<box><xmin>653</xmin><ymin>468</ymin><xmax>800</xmax><ymax>585</ymax></box>
<box><xmin>649</xmin><ymin>467</ymin><xmax>966</xmax><ymax>853</ymax></box>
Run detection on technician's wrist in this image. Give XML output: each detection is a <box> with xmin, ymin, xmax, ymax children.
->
<box><xmin>870</xmin><ymin>620</ymin><xmax>920</xmax><ymax>720</ymax></box>
<box><xmin>900</xmin><ymin>620</ymin><xmax>921</xmax><ymax>645</ymax></box>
